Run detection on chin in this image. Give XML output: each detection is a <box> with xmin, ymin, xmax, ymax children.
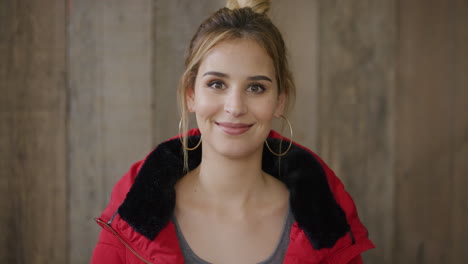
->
<box><xmin>219</xmin><ymin>146</ymin><xmax>259</xmax><ymax>159</ymax></box>
<box><xmin>208</xmin><ymin>136</ymin><xmax>264</xmax><ymax>160</ymax></box>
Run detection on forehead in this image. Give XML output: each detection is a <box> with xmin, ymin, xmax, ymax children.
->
<box><xmin>198</xmin><ymin>38</ymin><xmax>275</xmax><ymax>78</ymax></box>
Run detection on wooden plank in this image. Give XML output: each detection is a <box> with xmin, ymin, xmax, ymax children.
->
<box><xmin>270</xmin><ymin>0</ymin><xmax>319</xmax><ymax>150</ymax></box>
<box><xmin>0</xmin><ymin>0</ymin><xmax>67</xmax><ymax>263</ymax></box>
<box><xmin>452</xmin><ymin>0</ymin><xmax>468</xmax><ymax>262</ymax></box>
<box><xmin>317</xmin><ymin>1</ymin><xmax>396</xmax><ymax>263</ymax></box>
<box><xmin>395</xmin><ymin>0</ymin><xmax>455</xmax><ymax>263</ymax></box>
<box><xmin>68</xmin><ymin>1</ymin><xmax>153</xmax><ymax>263</ymax></box>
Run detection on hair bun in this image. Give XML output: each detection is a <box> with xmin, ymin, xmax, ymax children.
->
<box><xmin>226</xmin><ymin>0</ymin><xmax>271</xmax><ymax>15</ymax></box>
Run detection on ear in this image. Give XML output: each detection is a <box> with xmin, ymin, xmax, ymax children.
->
<box><xmin>186</xmin><ymin>86</ymin><xmax>196</xmax><ymax>112</ymax></box>
<box><xmin>274</xmin><ymin>92</ymin><xmax>286</xmax><ymax>118</ymax></box>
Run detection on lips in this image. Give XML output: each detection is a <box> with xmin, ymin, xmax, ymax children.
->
<box><xmin>215</xmin><ymin>122</ymin><xmax>254</xmax><ymax>135</ymax></box>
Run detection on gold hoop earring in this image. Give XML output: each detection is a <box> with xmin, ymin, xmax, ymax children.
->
<box><xmin>178</xmin><ymin>118</ymin><xmax>202</xmax><ymax>151</ymax></box>
<box><xmin>265</xmin><ymin>115</ymin><xmax>293</xmax><ymax>157</ymax></box>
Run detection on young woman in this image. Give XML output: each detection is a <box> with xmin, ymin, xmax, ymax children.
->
<box><xmin>91</xmin><ymin>1</ymin><xmax>374</xmax><ymax>263</ymax></box>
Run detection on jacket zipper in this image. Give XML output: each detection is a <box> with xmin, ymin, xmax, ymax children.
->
<box><xmin>95</xmin><ymin>218</ymin><xmax>153</xmax><ymax>264</ymax></box>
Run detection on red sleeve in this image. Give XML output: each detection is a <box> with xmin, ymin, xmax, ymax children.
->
<box><xmin>91</xmin><ymin>159</ymin><xmax>146</xmax><ymax>263</ymax></box>
<box><xmin>91</xmin><ymin>228</ymin><xmax>125</xmax><ymax>264</ymax></box>
<box><xmin>328</xmin><ymin>170</ymin><xmax>373</xmax><ymax>249</ymax></box>
<box><xmin>347</xmin><ymin>255</ymin><xmax>363</xmax><ymax>264</ymax></box>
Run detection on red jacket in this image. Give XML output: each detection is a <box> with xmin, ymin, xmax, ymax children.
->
<box><xmin>91</xmin><ymin>130</ymin><xmax>374</xmax><ymax>263</ymax></box>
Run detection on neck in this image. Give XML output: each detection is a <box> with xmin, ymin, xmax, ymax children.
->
<box><xmin>193</xmin><ymin>146</ymin><xmax>268</xmax><ymax>209</ymax></box>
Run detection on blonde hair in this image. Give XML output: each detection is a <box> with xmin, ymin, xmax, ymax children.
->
<box><xmin>226</xmin><ymin>0</ymin><xmax>270</xmax><ymax>14</ymax></box>
<box><xmin>177</xmin><ymin>0</ymin><xmax>295</xmax><ymax>171</ymax></box>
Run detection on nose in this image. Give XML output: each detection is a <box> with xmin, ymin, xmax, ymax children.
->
<box><xmin>224</xmin><ymin>89</ymin><xmax>247</xmax><ymax>117</ymax></box>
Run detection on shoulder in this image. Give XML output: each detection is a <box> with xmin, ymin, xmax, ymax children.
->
<box><xmin>265</xmin><ymin>131</ymin><xmax>374</xmax><ymax>260</ymax></box>
<box><xmin>307</xmin><ymin>150</ymin><xmax>375</xmax><ymax>255</ymax></box>
<box><xmin>91</xmin><ymin>226</ymin><xmax>126</xmax><ymax>264</ymax></box>
<box><xmin>281</xmin><ymin>141</ymin><xmax>375</xmax><ymax>262</ymax></box>
<box><xmin>98</xmin><ymin>159</ymin><xmax>145</xmax><ymax>221</ymax></box>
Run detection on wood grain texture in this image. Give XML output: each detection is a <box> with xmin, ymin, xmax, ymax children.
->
<box><xmin>395</xmin><ymin>0</ymin><xmax>468</xmax><ymax>263</ymax></box>
<box><xmin>152</xmin><ymin>0</ymin><xmax>224</xmax><ymax>144</ymax></box>
<box><xmin>0</xmin><ymin>0</ymin><xmax>67</xmax><ymax>263</ymax></box>
<box><xmin>317</xmin><ymin>1</ymin><xmax>396</xmax><ymax>263</ymax></box>
<box><xmin>452</xmin><ymin>1</ymin><xmax>468</xmax><ymax>262</ymax></box>
<box><xmin>270</xmin><ymin>0</ymin><xmax>319</xmax><ymax>150</ymax></box>
<box><xmin>68</xmin><ymin>1</ymin><xmax>153</xmax><ymax>263</ymax></box>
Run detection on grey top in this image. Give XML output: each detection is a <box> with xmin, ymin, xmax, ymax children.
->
<box><xmin>172</xmin><ymin>208</ymin><xmax>294</xmax><ymax>264</ymax></box>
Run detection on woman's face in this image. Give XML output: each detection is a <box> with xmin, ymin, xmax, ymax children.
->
<box><xmin>187</xmin><ymin>38</ymin><xmax>285</xmax><ymax>159</ymax></box>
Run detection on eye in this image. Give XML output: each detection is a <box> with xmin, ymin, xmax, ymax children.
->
<box><xmin>247</xmin><ymin>83</ymin><xmax>266</xmax><ymax>94</ymax></box>
<box><xmin>207</xmin><ymin>80</ymin><xmax>226</xmax><ymax>90</ymax></box>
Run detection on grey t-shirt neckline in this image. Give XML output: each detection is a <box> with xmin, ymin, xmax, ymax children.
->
<box><xmin>172</xmin><ymin>208</ymin><xmax>294</xmax><ymax>264</ymax></box>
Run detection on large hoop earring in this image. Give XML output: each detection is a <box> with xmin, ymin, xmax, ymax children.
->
<box><xmin>265</xmin><ymin>115</ymin><xmax>293</xmax><ymax>157</ymax></box>
<box><xmin>178</xmin><ymin>118</ymin><xmax>202</xmax><ymax>151</ymax></box>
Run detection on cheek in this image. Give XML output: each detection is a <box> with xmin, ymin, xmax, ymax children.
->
<box><xmin>251</xmin><ymin>98</ymin><xmax>279</xmax><ymax>121</ymax></box>
<box><xmin>193</xmin><ymin>92</ymin><xmax>220</xmax><ymax>118</ymax></box>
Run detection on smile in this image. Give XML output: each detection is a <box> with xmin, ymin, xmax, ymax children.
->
<box><xmin>215</xmin><ymin>122</ymin><xmax>254</xmax><ymax>135</ymax></box>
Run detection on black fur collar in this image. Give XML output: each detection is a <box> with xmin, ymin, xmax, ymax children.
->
<box><xmin>118</xmin><ymin>136</ymin><xmax>350</xmax><ymax>249</ymax></box>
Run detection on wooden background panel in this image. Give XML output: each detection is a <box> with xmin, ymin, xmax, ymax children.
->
<box><xmin>271</xmin><ymin>0</ymin><xmax>319</xmax><ymax>150</ymax></box>
<box><xmin>317</xmin><ymin>1</ymin><xmax>395</xmax><ymax>263</ymax></box>
<box><xmin>68</xmin><ymin>1</ymin><xmax>153</xmax><ymax>263</ymax></box>
<box><xmin>452</xmin><ymin>0</ymin><xmax>468</xmax><ymax>262</ymax></box>
<box><xmin>152</xmin><ymin>0</ymin><xmax>224</xmax><ymax>144</ymax></box>
<box><xmin>395</xmin><ymin>0</ymin><xmax>456</xmax><ymax>263</ymax></box>
<box><xmin>0</xmin><ymin>0</ymin><xmax>67</xmax><ymax>263</ymax></box>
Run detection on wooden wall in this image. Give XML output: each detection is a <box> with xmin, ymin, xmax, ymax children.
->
<box><xmin>318</xmin><ymin>1</ymin><xmax>396</xmax><ymax>263</ymax></box>
<box><xmin>271</xmin><ymin>0</ymin><xmax>320</xmax><ymax>149</ymax></box>
<box><xmin>0</xmin><ymin>0</ymin><xmax>467</xmax><ymax>263</ymax></box>
<box><xmin>68</xmin><ymin>1</ymin><xmax>154</xmax><ymax>264</ymax></box>
<box><xmin>395</xmin><ymin>0</ymin><xmax>468</xmax><ymax>263</ymax></box>
<box><xmin>0</xmin><ymin>0</ymin><xmax>67</xmax><ymax>263</ymax></box>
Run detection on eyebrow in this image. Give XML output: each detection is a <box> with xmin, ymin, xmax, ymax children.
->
<box><xmin>202</xmin><ymin>71</ymin><xmax>273</xmax><ymax>82</ymax></box>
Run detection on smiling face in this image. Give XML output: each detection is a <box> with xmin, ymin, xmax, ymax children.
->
<box><xmin>187</xmin><ymin>38</ymin><xmax>285</xmax><ymax>159</ymax></box>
